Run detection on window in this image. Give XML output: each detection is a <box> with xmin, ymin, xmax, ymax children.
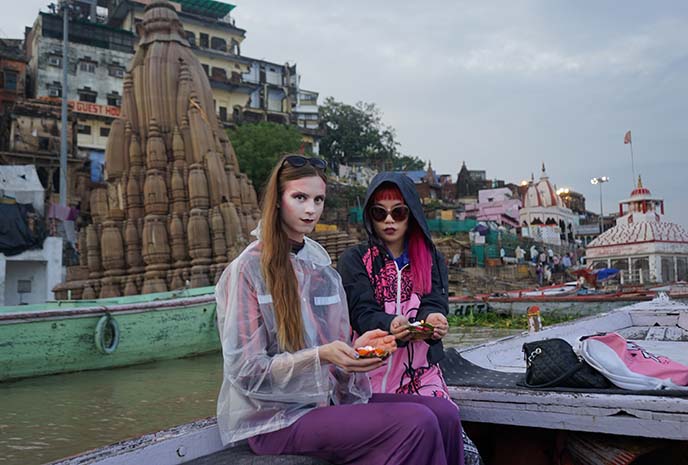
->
<box><xmin>201</xmin><ymin>64</ymin><xmax>209</xmax><ymax>76</ymax></box>
<box><xmin>185</xmin><ymin>31</ymin><xmax>196</xmax><ymax>46</ymax></box>
<box><xmin>219</xmin><ymin>106</ymin><xmax>227</xmax><ymax>122</ymax></box>
<box><xmin>78</xmin><ymin>89</ymin><xmax>97</xmax><ymax>103</ymax></box>
<box><xmin>100</xmin><ymin>127</ymin><xmax>110</xmax><ymax>137</ymax></box>
<box><xmin>77</xmin><ymin>124</ymin><xmax>92</xmax><ymax>135</ymax></box>
<box><xmin>48</xmin><ymin>83</ymin><xmax>62</xmax><ymax>97</ymax></box>
<box><xmin>47</xmin><ymin>55</ymin><xmax>62</xmax><ymax>67</ymax></box>
<box><xmin>107</xmin><ymin>92</ymin><xmax>121</xmax><ymax>107</ymax></box>
<box><xmin>211</xmin><ymin>67</ymin><xmax>227</xmax><ymax>80</ymax></box>
<box><xmin>17</xmin><ymin>279</ymin><xmax>32</xmax><ymax>294</ymax></box>
<box><xmin>2</xmin><ymin>70</ymin><xmax>17</xmax><ymax>90</ymax></box>
<box><xmin>79</xmin><ymin>60</ymin><xmax>96</xmax><ymax>73</ymax></box>
<box><xmin>108</xmin><ymin>66</ymin><xmax>125</xmax><ymax>78</ymax></box>
<box><xmin>199</xmin><ymin>33</ymin><xmax>209</xmax><ymax>48</ymax></box>
<box><xmin>210</xmin><ymin>37</ymin><xmax>227</xmax><ymax>52</ymax></box>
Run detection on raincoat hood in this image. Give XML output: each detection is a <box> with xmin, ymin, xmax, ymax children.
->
<box><xmin>362</xmin><ymin>172</ymin><xmax>432</xmax><ymax>245</ymax></box>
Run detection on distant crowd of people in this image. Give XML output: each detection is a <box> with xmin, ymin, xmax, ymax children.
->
<box><xmin>449</xmin><ymin>242</ymin><xmax>585</xmax><ymax>285</ymax></box>
<box><xmin>521</xmin><ymin>245</ymin><xmax>583</xmax><ymax>285</ymax></box>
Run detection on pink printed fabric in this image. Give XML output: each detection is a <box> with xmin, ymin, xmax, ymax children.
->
<box><xmin>582</xmin><ymin>332</ymin><xmax>688</xmax><ymax>388</ymax></box>
<box><xmin>362</xmin><ymin>248</ymin><xmax>450</xmax><ymax>399</ymax></box>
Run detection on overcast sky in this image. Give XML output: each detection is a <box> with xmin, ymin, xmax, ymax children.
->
<box><xmin>3</xmin><ymin>1</ymin><xmax>687</xmax><ymax>226</ymax></box>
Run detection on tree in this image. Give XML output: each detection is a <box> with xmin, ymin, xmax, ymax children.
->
<box><xmin>391</xmin><ymin>155</ymin><xmax>426</xmax><ymax>171</ymax></box>
<box><xmin>319</xmin><ymin>98</ymin><xmax>400</xmax><ymax>169</ymax></box>
<box><xmin>228</xmin><ymin>122</ymin><xmax>303</xmax><ymax>196</ymax></box>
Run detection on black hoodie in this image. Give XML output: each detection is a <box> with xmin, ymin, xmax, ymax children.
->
<box><xmin>337</xmin><ymin>172</ymin><xmax>449</xmax><ymax>365</ymax></box>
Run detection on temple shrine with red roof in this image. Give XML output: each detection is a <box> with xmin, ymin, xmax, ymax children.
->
<box><xmin>586</xmin><ymin>176</ymin><xmax>688</xmax><ymax>283</ymax></box>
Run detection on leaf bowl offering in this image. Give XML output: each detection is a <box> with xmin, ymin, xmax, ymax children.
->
<box><xmin>355</xmin><ymin>345</ymin><xmax>390</xmax><ymax>360</ymax></box>
<box><xmin>407</xmin><ymin>320</ymin><xmax>435</xmax><ymax>339</ymax></box>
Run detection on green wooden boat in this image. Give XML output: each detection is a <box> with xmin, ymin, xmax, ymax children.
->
<box><xmin>0</xmin><ymin>287</ymin><xmax>219</xmax><ymax>382</ymax></box>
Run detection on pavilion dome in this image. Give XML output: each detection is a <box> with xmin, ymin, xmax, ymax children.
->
<box><xmin>588</xmin><ymin>222</ymin><xmax>688</xmax><ymax>248</ymax></box>
<box><xmin>630</xmin><ymin>185</ymin><xmax>651</xmax><ymax>197</ymax></box>
<box><xmin>523</xmin><ymin>164</ymin><xmax>563</xmax><ymax>209</ymax></box>
<box><xmin>624</xmin><ymin>175</ymin><xmax>655</xmax><ymax>201</ymax></box>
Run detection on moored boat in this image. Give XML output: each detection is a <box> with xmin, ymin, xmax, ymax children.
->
<box><xmin>448</xmin><ymin>295</ymin><xmax>491</xmax><ymax>316</ymax></box>
<box><xmin>0</xmin><ymin>286</ymin><xmax>218</xmax><ymax>381</ymax></box>
<box><xmin>477</xmin><ymin>278</ymin><xmax>688</xmax><ymax>317</ymax></box>
<box><xmin>482</xmin><ymin>288</ymin><xmax>662</xmax><ymax>316</ymax></box>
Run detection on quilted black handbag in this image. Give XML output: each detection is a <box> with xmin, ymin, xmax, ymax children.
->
<box><xmin>522</xmin><ymin>338</ymin><xmax>610</xmax><ymax>389</ymax></box>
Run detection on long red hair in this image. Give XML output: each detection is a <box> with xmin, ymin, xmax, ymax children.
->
<box><xmin>370</xmin><ymin>185</ymin><xmax>432</xmax><ymax>295</ymax></box>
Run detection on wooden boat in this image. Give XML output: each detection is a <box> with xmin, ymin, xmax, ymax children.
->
<box><xmin>48</xmin><ymin>417</ymin><xmax>330</xmax><ymax>465</ymax></box>
<box><xmin>495</xmin><ymin>281</ymin><xmax>580</xmax><ymax>298</ymax></box>
<box><xmin>0</xmin><ymin>286</ymin><xmax>218</xmax><ymax>381</ymax></box>
<box><xmin>49</xmin><ymin>295</ymin><xmax>688</xmax><ymax>465</ymax></box>
<box><xmin>479</xmin><ymin>281</ymin><xmax>688</xmax><ymax>317</ymax></box>
<box><xmin>448</xmin><ymin>295</ymin><xmax>490</xmax><ymax>316</ymax></box>
<box><xmin>440</xmin><ymin>294</ymin><xmax>688</xmax><ymax>462</ymax></box>
<box><xmin>483</xmin><ymin>290</ymin><xmax>661</xmax><ymax>317</ymax></box>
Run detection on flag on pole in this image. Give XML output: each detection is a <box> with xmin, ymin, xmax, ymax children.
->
<box><xmin>624</xmin><ymin>130</ymin><xmax>632</xmax><ymax>144</ymax></box>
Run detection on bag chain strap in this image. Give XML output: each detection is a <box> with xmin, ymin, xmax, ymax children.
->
<box><xmin>526</xmin><ymin>347</ymin><xmax>542</xmax><ymax>368</ymax></box>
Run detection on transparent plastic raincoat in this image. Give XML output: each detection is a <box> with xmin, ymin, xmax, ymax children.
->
<box><xmin>215</xmin><ymin>235</ymin><xmax>372</xmax><ymax>445</ymax></box>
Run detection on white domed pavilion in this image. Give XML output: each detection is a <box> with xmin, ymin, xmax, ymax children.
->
<box><xmin>520</xmin><ymin>164</ymin><xmax>577</xmax><ymax>245</ymax></box>
<box><xmin>586</xmin><ymin>177</ymin><xmax>688</xmax><ymax>283</ymax></box>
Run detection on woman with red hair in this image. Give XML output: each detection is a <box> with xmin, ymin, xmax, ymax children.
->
<box><xmin>339</xmin><ymin>172</ymin><xmax>482</xmax><ymax>464</ymax></box>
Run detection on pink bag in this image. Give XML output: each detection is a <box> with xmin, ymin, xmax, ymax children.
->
<box><xmin>580</xmin><ymin>332</ymin><xmax>688</xmax><ymax>390</ymax></box>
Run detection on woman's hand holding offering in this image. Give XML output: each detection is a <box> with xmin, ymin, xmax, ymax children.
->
<box><xmin>320</xmin><ymin>329</ymin><xmax>396</xmax><ymax>373</ymax></box>
<box><xmin>320</xmin><ymin>341</ymin><xmax>382</xmax><ymax>372</ymax></box>
<box><xmin>389</xmin><ymin>315</ymin><xmax>411</xmax><ymax>341</ymax></box>
<box><xmin>425</xmin><ymin>313</ymin><xmax>449</xmax><ymax>340</ymax></box>
<box><xmin>354</xmin><ymin>329</ymin><xmax>397</xmax><ymax>355</ymax></box>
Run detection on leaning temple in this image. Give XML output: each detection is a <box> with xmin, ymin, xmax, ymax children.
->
<box><xmin>54</xmin><ymin>1</ymin><xmax>259</xmax><ymax>300</ymax></box>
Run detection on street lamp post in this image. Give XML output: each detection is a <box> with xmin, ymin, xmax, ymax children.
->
<box><xmin>590</xmin><ymin>176</ymin><xmax>610</xmax><ymax>235</ymax></box>
<box><xmin>59</xmin><ymin>0</ymin><xmax>71</xmax><ymax>207</ymax></box>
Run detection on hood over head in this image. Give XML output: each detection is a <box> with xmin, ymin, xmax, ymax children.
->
<box><xmin>363</xmin><ymin>172</ymin><xmax>432</xmax><ymax>245</ymax></box>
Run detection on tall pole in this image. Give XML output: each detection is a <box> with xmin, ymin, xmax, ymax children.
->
<box><xmin>598</xmin><ymin>182</ymin><xmax>603</xmax><ymax>235</ymax></box>
<box><xmin>59</xmin><ymin>0</ymin><xmax>69</xmax><ymax>206</ymax></box>
<box><xmin>591</xmin><ymin>176</ymin><xmax>609</xmax><ymax>235</ymax></box>
<box><xmin>629</xmin><ymin>141</ymin><xmax>636</xmax><ymax>188</ymax></box>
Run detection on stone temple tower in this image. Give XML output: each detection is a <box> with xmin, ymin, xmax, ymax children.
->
<box><xmin>56</xmin><ymin>0</ymin><xmax>259</xmax><ymax>299</ymax></box>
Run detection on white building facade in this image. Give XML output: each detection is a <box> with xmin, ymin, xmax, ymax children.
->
<box><xmin>0</xmin><ymin>165</ymin><xmax>63</xmax><ymax>305</ymax></box>
<box><xmin>27</xmin><ymin>11</ymin><xmax>135</xmax><ymax>157</ymax></box>
<box><xmin>519</xmin><ymin>164</ymin><xmax>577</xmax><ymax>245</ymax></box>
<box><xmin>585</xmin><ymin>178</ymin><xmax>688</xmax><ymax>283</ymax></box>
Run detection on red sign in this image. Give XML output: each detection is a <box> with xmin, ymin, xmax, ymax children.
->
<box><xmin>37</xmin><ymin>96</ymin><xmax>121</xmax><ymax>118</ymax></box>
<box><xmin>71</xmin><ymin>101</ymin><xmax>121</xmax><ymax>118</ymax></box>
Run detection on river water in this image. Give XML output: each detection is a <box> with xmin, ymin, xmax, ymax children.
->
<box><xmin>0</xmin><ymin>327</ymin><xmax>522</xmax><ymax>465</ymax></box>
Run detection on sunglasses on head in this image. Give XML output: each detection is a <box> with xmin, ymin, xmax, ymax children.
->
<box><xmin>281</xmin><ymin>155</ymin><xmax>327</xmax><ymax>171</ymax></box>
<box><xmin>369</xmin><ymin>205</ymin><xmax>410</xmax><ymax>222</ymax></box>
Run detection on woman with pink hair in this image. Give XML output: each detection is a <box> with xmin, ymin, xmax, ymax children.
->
<box><xmin>338</xmin><ymin>172</ymin><xmax>482</xmax><ymax>464</ymax></box>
